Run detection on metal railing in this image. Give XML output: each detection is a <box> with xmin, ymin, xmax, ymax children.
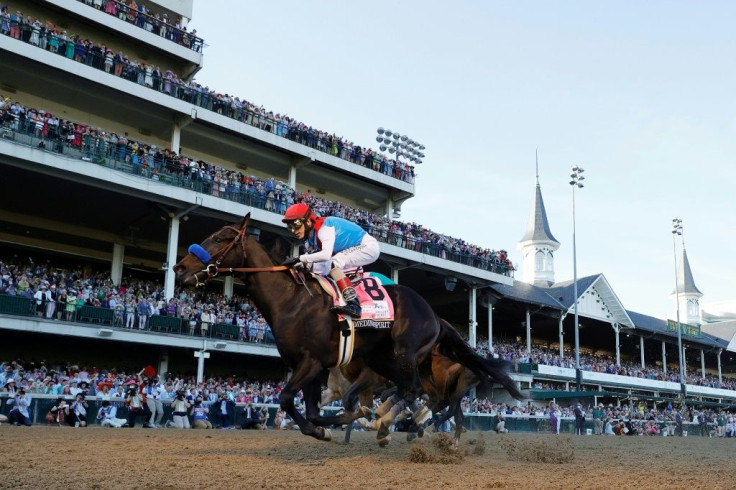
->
<box><xmin>1</xmin><ymin>122</ymin><xmax>513</xmax><ymax>276</ymax></box>
<box><xmin>0</xmin><ymin>295</ymin><xmax>276</xmax><ymax>345</ymax></box>
<box><xmin>75</xmin><ymin>0</ymin><xmax>204</xmax><ymax>52</ymax></box>
<box><xmin>3</xmin><ymin>24</ymin><xmax>414</xmax><ymax>184</ymax></box>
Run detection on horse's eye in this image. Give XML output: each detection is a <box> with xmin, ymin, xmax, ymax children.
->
<box><xmin>214</xmin><ymin>238</ymin><xmax>221</xmax><ymax>243</ymax></box>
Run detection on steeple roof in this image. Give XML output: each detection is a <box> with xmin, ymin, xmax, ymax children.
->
<box><xmin>675</xmin><ymin>249</ymin><xmax>703</xmax><ymax>296</ymax></box>
<box><xmin>519</xmin><ymin>180</ymin><xmax>559</xmax><ymax>245</ymax></box>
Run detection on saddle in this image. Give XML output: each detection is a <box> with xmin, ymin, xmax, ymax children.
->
<box><xmin>312</xmin><ymin>271</ymin><xmax>396</xmax><ymax>329</ymax></box>
<box><xmin>309</xmin><ymin>271</ymin><xmax>396</xmax><ymax>368</ymax></box>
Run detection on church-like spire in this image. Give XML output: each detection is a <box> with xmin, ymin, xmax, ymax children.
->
<box><xmin>677</xmin><ymin>249</ymin><xmax>703</xmax><ymax>296</ymax></box>
<box><xmin>518</xmin><ymin>153</ymin><xmax>560</xmax><ymax>287</ymax></box>
<box><xmin>519</xmin><ymin>175</ymin><xmax>559</xmax><ymax>245</ymax></box>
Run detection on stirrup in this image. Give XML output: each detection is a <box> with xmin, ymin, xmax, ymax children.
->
<box><xmin>331</xmin><ymin>298</ymin><xmax>361</xmax><ymax>318</ymax></box>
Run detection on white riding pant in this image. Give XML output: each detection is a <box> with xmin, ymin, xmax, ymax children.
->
<box><xmin>312</xmin><ymin>234</ymin><xmax>380</xmax><ymax>276</ymax></box>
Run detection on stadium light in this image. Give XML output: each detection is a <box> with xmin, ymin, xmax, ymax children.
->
<box><xmin>569</xmin><ymin>165</ymin><xmax>585</xmax><ymax>391</ymax></box>
<box><xmin>672</xmin><ymin>217</ymin><xmax>687</xmax><ymax>403</ymax></box>
<box><xmin>375</xmin><ymin>127</ymin><xmax>427</xmax><ymax>165</ymax></box>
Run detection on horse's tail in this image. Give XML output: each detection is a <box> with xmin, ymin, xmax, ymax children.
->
<box><xmin>436</xmin><ymin>318</ymin><xmax>525</xmax><ymax>401</ymax></box>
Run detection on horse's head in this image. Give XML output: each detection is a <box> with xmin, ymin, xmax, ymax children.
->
<box><xmin>173</xmin><ymin>213</ymin><xmax>250</xmax><ymax>286</ymax></box>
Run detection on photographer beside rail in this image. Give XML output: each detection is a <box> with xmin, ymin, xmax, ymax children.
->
<box><xmin>124</xmin><ymin>382</ymin><xmax>152</xmax><ymax>428</ymax></box>
<box><xmin>69</xmin><ymin>392</ymin><xmax>89</xmax><ymax>427</ymax></box>
<box><xmin>7</xmin><ymin>387</ymin><xmax>32</xmax><ymax>426</ymax></box>
<box><xmin>46</xmin><ymin>397</ymin><xmax>69</xmax><ymax>426</ymax></box>
<box><xmin>170</xmin><ymin>390</ymin><xmax>191</xmax><ymax>429</ymax></box>
<box><xmin>191</xmin><ymin>395</ymin><xmax>212</xmax><ymax>429</ymax></box>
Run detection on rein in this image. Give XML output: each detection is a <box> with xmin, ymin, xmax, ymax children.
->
<box><xmin>190</xmin><ymin>226</ymin><xmax>312</xmax><ymax>296</ymax></box>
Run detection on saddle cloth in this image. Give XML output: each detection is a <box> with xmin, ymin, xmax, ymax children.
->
<box><xmin>313</xmin><ymin>272</ymin><xmax>395</xmax><ymax>329</ymax></box>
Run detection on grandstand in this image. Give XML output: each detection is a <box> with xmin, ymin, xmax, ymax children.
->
<box><xmin>1</xmin><ymin>0</ymin><xmax>735</xmax><ymax>427</ymax></box>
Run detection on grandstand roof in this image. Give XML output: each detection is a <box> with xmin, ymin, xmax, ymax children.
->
<box><xmin>626</xmin><ymin>310</ymin><xmax>727</xmax><ymax>350</ymax></box>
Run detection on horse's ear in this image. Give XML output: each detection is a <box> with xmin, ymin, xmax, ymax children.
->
<box><xmin>240</xmin><ymin>212</ymin><xmax>251</xmax><ymax>230</ymax></box>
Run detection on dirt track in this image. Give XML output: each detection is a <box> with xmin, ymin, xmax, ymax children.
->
<box><xmin>0</xmin><ymin>426</ymin><xmax>733</xmax><ymax>489</ymax></box>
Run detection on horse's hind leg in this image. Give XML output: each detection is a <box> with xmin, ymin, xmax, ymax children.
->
<box><xmin>280</xmin><ymin>360</ymin><xmax>331</xmax><ymax>442</ymax></box>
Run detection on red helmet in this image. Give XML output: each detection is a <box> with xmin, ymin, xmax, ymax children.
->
<box><xmin>282</xmin><ymin>203</ymin><xmax>315</xmax><ymax>223</ymax></box>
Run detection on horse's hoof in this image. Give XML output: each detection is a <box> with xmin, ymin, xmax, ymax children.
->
<box><xmin>407</xmin><ymin>432</ymin><xmax>417</xmax><ymax>442</ymax></box>
<box><xmin>321</xmin><ymin>428</ymin><xmax>332</xmax><ymax>442</ymax></box>
<box><xmin>417</xmin><ymin>427</ymin><xmax>425</xmax><ymax>438</ymax></box>
<box><xmin>377</xmin><ymin>435</ymin><xmax>391</xmax><ymax>447</ymax></box>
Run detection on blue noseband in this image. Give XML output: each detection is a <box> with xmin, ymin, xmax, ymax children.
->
<box><xmin>188</xmin><ymin>244</ymin><xmax>212</xmax><ymax>264</ymax></box>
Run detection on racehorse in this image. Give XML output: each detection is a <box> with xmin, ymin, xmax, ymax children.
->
<box><xmin>174</xmin><ymin>213</ymin><xmax>523</xmax><ymax>444</ymax></box>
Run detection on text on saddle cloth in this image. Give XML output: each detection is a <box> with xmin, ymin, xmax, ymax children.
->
<box><xmin>312</xmin><ymin>273</ymin><xmax>395</xmax><ymax>327</ymax></box>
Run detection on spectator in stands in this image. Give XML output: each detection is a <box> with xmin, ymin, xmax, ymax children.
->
<box><xmin>495</xmin><ymin>411</ymin><xmax>508</xmax><ymax>433</ymax></box>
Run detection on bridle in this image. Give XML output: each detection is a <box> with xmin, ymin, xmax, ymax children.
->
<box><xmin>189</xmin><ymin>224</ymin><xmax>295</xmax><ymax>288</ymax></box>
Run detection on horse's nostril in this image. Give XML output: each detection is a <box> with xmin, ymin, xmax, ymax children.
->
<box><xmin>173</xmin><ymin>264</ymin><xmax>185</xmax><ymax>274</ymax></box>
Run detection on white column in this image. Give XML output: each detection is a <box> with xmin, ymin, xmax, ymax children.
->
<box><xmin>468</xmin><ymin>287</ymin><xmax>477</xmax><ymax>349</ymax></box>
<box><xmin>700</xmin><ymin>349</ymin><xmax>706</xmax><ymax>380</ymax></box>
<box><xmin>525</xmin><ymin>309</ymin><xmax>531</xmax><ymax>354</ymax></box>
<box><xmin>111</xmin><ymin>243</ymin><xmax>124</xmax><ymax>286</ymax></box>
<box><xmin>391</xmin><ymin>266</ymin><xmax>399</xmax><ymax>284</ymax></box>
<box><xmin>682</xmin><ymin>346</ymin><xmax>687</xmax><ymax>378</ymax></box>
<box><xmin>171</xmin><ymin>118</ymin><xmax>181</xmax><ymax>154</ymax></box>
<box><xmin>223</xmin><ymin>276</ymin><xmax>234</xmax><ymax>299</ymax></box>
<box><xmin>558</xmin><ymin>315</ymin><xmax>564</xmax><ymax>358</ymax></box>
<box><xmin>195</xmin><ymin>342</ymin><xmax>209</xmax><ymax>384</ymax></box>
<box><xmin>488</xmin><ymin>301</ymin><xmax>493</xmax><ymax>355</ymax></box>
<box><xmin>640</xmin><ymin>336</ymin><xmax>645</xmax><ymax>368</ymax></box>
<box><xmin>163</xmin><ymin>217</ymin><xmax>180</xmax><ymax>301</ymax></box>
<box><xmin>662</xmin><ymin>341</ymin><xmax>667</xmax><ymax>374</ymax></box>
<box><xmin>614</xmin><ymin>324</ymin><xmax>621</xmax><ymax>367</ymax></box>
<box><xmin>717</xmin><ymin>349</ymin><xmax>722</xmax><ymax>383</ymax></box>
<box><xmin>386</xmin><ymin>197</ymin><xmax>394</xmax><ymax>218</ymax></box>
<box><xmin>289</xmin><ymin>163</ymin><xmax>297</xmax><ymax>190</ymax></box>
<box><xmin>196</xmin><ymin>352</ymin><xmax>205</xmax><ymax>384</ymax></box>
<box><xmin>158</xmin><ymin>351</ymin><xmax>169</xmax><ymax>379</ymax></box>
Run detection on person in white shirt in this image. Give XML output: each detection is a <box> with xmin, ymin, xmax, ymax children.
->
<box><xmin>7</xmin><ymin>388</ymin><xmax>33</xmax><ymax>426</ymax></box>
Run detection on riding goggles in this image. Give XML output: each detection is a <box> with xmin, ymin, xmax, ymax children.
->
<box><xmin>286</xmin><ymin>219</ymin><xmax>305</xmax><ymax>230</ymax></box>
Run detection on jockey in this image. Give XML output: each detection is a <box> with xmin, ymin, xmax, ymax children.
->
<box><xmin>282</xmin><ymin>203</ymin><xmax>380</xmax><ymax>318</ymax></box>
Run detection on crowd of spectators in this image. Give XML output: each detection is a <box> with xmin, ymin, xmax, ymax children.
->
<box><xmin>75</xmin><ymin>0</ymin><xmax>203</xmax><ymax>51</ymax></box>
<box><xmin>0</xmin><ymin>358</ymin><xmax>284</xmax><ymax>406</ymax></box>
<box><xmin>0</xmin><ymin>6</ymin><xmax>416</xmax><ymax>184</ymax></box>
<box><xmin>0</xmin><ymin>255</ymin><xmax>274</xmax><ymax>343</ymax></box>
<box><xmin>4</xmin><ymin>357</ymin><xmax>735</xmax><ymax>437</ymax></box>
<box><xmin>476</xmin><ymin>338</ymin><xmax>736</xmax><ymax>392</ymax></box>
<box><xmin>2</xmin><ymin>250</ymin><xmax>733</xmax><ymax>393</ymax></box>
<box><xmin>0</xmin><ymin>95</ymin><xmax>515</xmax><ymax>275</ymax></box>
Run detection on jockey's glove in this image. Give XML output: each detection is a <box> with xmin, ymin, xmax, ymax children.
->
<box><xmin>281</xmin><ymin>257</ymin><xmax>304</xmax><ymax>268</ymax></box>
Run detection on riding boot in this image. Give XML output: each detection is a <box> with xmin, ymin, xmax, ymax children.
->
<box><xmin>332</xmin><ymin>296</ymin><xmax>361</xmax><ymax>319</ymax></box>
<box><xmin>328</xmin><ymin>267</ymin><xmax>362</xmax><ymax>319</ymax></box>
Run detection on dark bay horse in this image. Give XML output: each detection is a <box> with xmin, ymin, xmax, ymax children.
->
<box><xmin>174</xmin><ymin>213</ymin><xmax>523</xmax><ymax>443</ymax></box>
<box><xmin>324</xmin><ymin>320</ymin><xmax>482</xmax><ymax>445</ymax></box>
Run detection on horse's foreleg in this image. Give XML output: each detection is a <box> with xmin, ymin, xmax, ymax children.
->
<box><xmin>279</xmin><ymin>361</ymin><xmax>331</xmax><ymax>442</ymax></box>
<box><xmin>308</xmin><ymin>375</ymin><xmax>376</xmax><ymax>430</ymax></box>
